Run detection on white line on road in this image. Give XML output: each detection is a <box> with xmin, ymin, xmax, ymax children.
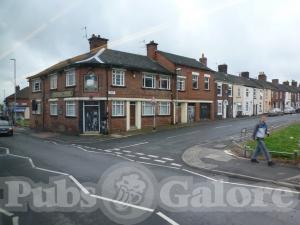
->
<box><xmin>122</xmin><ymin>150</ymin><xmax>132</xmax><ymax>153</ymax></box>
<box><xmin>162</xmin><ymin>157</ymin><xmax>174</xmax><ymax>161</ymax></box>
<box><xmin>118</xmin><ymin>142</ymin><xmax>149</xmax><ymax>149</ymax></box>
<box><xmin>182</xmin><ymin>169</ymin><xmax>218</xmax><ymax>182</ymax></box>
<box><xmin>215</xmin><ymin>125</ymin><xmax>233</xmax><ymax>129</ymax></box>
<box><xmin>0</xmin><ymin>147</ymin><xmax>10</xmax><ymax>154</ymax></box>
<box><xmin>69</xmin><ymin>175</ymin><xmax>90</xmax><ymax>194</ymax></box>
<box><xmin>125</xmin><ymin>154</ymin><xmax>136</xmax><ymax>157</ymax></box>
<box><xmin>170</xmin><ymin>163</ymin><xmax>182</xmax><ymax>167</ymax></box>
<box><xmin>139</xmin><ymin>157</ymin><xmax>151</xmax><ymax>160</ymax></box>
<box><xmin>0</xmin><ymin>208</ymin><xmax>19</xmax><ymax>225</ymax></box>
<box><xmin>104</xmin><ymin>150</ymin><xmax>112</xmax><ymax>153</ymax></box>
<box><xmin>148</xmin><ymin>154</ymin><xmax>159</xmax><ymax>158</ymax></box>
<box><xmin>0</xmin><ymin>207</ymin><xmax>14</xmax><ymax>216</ymax></box>
<box><xmin>154</xmin><ymin>159</ymin><xmax>166</xmax><ymax>163</ymax></box>
<box><xmin>136</xmin><ymin>152</ymin><xmax>145</xmax><ymax>156</ymax></box>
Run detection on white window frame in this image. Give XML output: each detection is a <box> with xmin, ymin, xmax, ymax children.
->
<box><xmin>32</xmin><ymin>79</ymin><xmax>41</xmax><ymax>92</ymax></box>
<box><xmin>84</xmin><ymin>72</ymin><xmax>98</xmax><ymax>91</ymax></box>
<box><xmin>204</xmin><ymin>76</ymin><xmax>210</xmax><ymax>90</ymax></box>
<box><xmin>238</xmin><ymin>87</ymin><xmax>241</xmax><ymax>97</ymax></box>
<box><xmin>192</xmin><ymin>72</ymin><xmax>199</xmax><ymax>89</ymax></box>
<box><xmin>177</xmin><ymin>76</ymin><xmax>186</xmax><ymax>91</ymax></box>
<box><xmin>159</xmin><ymin>75</ymin><xmax>170</xmax><ymax>90</ymax></box>
<box><xmin>142</xmin><ymin>102</ymin><xmax>155</xmax><ymax>116</ymax></box>
<box><xmin>143</xmin><ymin>74</ymin><xmax>156</xmax><ymax>89</ymax></box>
<box><xmin>245</xmin><ymin>102</ymin><xmax>249</xmax><ymax>112</ymax></box>
<box><xmin>228</xmin><ymin>84</ymin><xmax>232</xmax><ymax>97</ymax></box>
<box><xmin>32</xmin><ymin>102</ymin><xmax>41</xmax><ymax>115</ymax></box>
<box><xmin>66</xmin><ymin>68</ymin><xmax>76</xmax><ymax>87</ymax></box>
<box><xmin>217</xmin><ymin>100</ymin><xmax>222</xmax><ymax>115</ymax></box>
<box><xmin>50</xmin><ymin>74</ymin><xmax>57</xmax><ymax>90</ymax></box>
<box><xmin>253</xmin><ymin>88</ymin><xmax>257</xmax><ymax>99</ymax></box>
<box><xmin>112</xmin><ymin>101</ymin><xmax>125</xmax><ymax>117</ymax></box>
<box><xmin>159</xmin><ymin>102</ymin><xmax>170</xmax><ymax>115</ymax></box>
<box><xmin>217</xmin><ymin>82</ymin><xmax>222</xmax><ymax>97</ymax></box>
<box><xmin>112</xmin><ymin>69</ymin><xmax>125</xmax><ymax>87</ymax></box>
<box><xmin>246</xmin><ymin>88</ymin><xmax>249</xmax><ymax>97</ymax></box>
<box><xmin>66</xmin><ymin>101</ymin><xmax>76</xmax><ymax>117</ymax></box>
<box><xmin>50</xmin><ymin>102</ymin><xmax>58</xmax><ymax>116</ymax></box>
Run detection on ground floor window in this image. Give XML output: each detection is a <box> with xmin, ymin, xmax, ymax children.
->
<box><xmin>159</xmin><ymin>102</ymin><xmax>170</xmax><ymax>115</ymax></box>
<box><xmin>217</xmin><ymin>101</ymin><xmax>222</xmax><ymax>115</ymax></box>
<box><xmin>112</xmin><ymin>101</ymin><xmax>125</xmax><ymax>117</ymax></box>
<box><xmin>142</xmin><ymin>102</ymin><xmax>155</xmax><ymax>116</ymax></box>
<box><xmin>32</xmin><ymin>102</ymin><xmax>41</xmax><ymax>115</ymax></box>
<box><xmin>245</xmin><ymin>102</ymin><xmax>249</xmax><ymax>112</ymax></box>
<box><xmin>66</xmin><ymin>101</ymin><xmax>76</xmax><ymax>117</ymax></box>
<box><xmin>50</xmin><ymin>102</ymin><xmax>58</xmax><ymax>116</ymax></box>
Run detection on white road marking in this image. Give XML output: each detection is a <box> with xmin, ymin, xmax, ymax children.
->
<box><xmin>12</xmin><ymin>216</ymin><xmax>19</xmax><ymax>225</ymax></box>
<box><xmin>118</xmin><ymin>142</ymin><xmax>149</xmax><ymax>149</ymax></box>
<box><xmin>0</xmin><ymin>147</ymin><xmax>10</xmax><ymax>154</ymax></box>
<box><xmin>170</xmin><ymin>163</ymin><xmax>182</xmax><ymax>167</ymax></box>
<box><xmin>34</xmin><ymin>166</ymin><xmax>69</xmax><ymax>176</ymax></box>
<box><xmin>138</xmin><ymin>161</ymin><xmax>181</xmax><ymax>170</ymax></box>
<box><xmin>215</xmin><ymin>125</ymin><xmax>233</xmax><ymax>129</ymax></box>
<box><xmin>154</xmin><ymin>159</ymin><xmax>166</xmax><ymax>163</ymax></box>
<box><xmin>104</xmin><ymin>150</ymin><xmax>112</xmax><ymax>153</ymax></box>
<box><xmin>125</xmin><ymin>154</ymin><xmax>136</xmax><ymax>158</ymax></box>
<box><xmin>136</xmin><ymin>152</ymin><xmax>145</xmax><ymax>156</ymax></box>
<box><xmin>115</xmin><ymin>152</ymin><xmax>123</xmax><ymax>155</ymax></box>
<box><xmin>148</xmin><ymin>154</ymin><xmax>159</xmax><ymax>158</ymax></box>
<box><xmin>182</xmin><ymin>169</ymin><xmax>218</xmax><ymax>182</ymax></box>
<box><xmin>0</xmin><ymin>207</ymin><xmax>14</xmax><ymax>216</ymax></box>
<box><xmin>122</xmin><ymin>150</ymin><xmax>132</xmax><ymax>153</ymax></box>
<box><xmin>162</xmin><ymin>157</ymin><xmax>174</xmax><ymax>161</ymax></box>
<box><xmin>139</xmin><ymin>157</ymin><xmax>151</xmax><ymax>160</ymax></box>
<box><xmin>156</xmin><ymin>211</ymin><xmax>180</xmax><ymax>225</ymax></box>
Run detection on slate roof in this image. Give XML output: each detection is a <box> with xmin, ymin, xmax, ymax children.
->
<box><xmin>157</xmin><ymin>50</ymin><xmax>214</xmax><ymax>72</ymax></box>
<box><xmin>28</xmin><ymin>47</ymin><xmax>173</xmax><ymax>79</ymax></box>
<box><xmin>250</xmin><ymin>79</ymin><xmax>277</xmax><ymax>90</ymax></box>
<box><xmin>6</xmin><ymin>87</ymin><xmax>29</xmax><ymax>100</ymax></box>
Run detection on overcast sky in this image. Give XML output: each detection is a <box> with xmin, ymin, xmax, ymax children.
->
<box><xmin>1</xmin><ymin>0</ymin><xmax>300</xmax><ymax>101</ymax></box>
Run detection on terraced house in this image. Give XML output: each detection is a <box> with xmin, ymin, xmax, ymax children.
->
<box><xmin>28</xmin><ymin>35</ymin><xmax>175</xmax><ymax>134</ymax></box>
<box><xmin>146</xmin><ymin>41</ymin><xmax>215</xmax><ymax>124</ymax></box>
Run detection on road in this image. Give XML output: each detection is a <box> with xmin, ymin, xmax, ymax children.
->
<box><xmin>0</xmin><ymin>114</ymin><xmax>300</xmax><ymax>225</ymax></box>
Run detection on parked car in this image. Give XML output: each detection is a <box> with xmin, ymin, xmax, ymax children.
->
<box><xmin>268</xmin><ymin>108</ymin><xmax>284</xmax><ymax>117</ymax></box>
<box><xmin>284</xmin><ymin>107</ymin><xmax>296</xmax><ymax>114</ymax></box>
<box><xmin>296</xmin><ymin>108</ymin><xmax>300</xmax><ymax>113</ymax></box>
<box><xmin>0</xmin><ymin>120</ymin><xmax>13</xmax><ymax>136</ymax></box>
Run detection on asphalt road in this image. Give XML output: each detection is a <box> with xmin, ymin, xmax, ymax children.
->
<box><xmin>0</xmin><ymin>115</ymin><xmax>300</xmax><ymax>225</ymax></box>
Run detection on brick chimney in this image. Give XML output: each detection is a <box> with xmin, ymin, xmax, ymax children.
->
<box><xmin>88</xmin><ymin>34</ymin><xmax>109</xmax><ymax>51</ymax></box>
<box><xmin>16</xmin><ymin>85</ymin><xmax>20</xmax><ymax>92</ymax></box>
<box><xmin>146</xmin><ymin>40</ymin><xmax>158</xmax><ymax>60</ymax></box>
<box><xmin>291</xmin><ymin>80</ymin><xmax>297</xmax><ymax>87</ymax></box>
<box><xmin>199</xmin><ymin>53</ymin><xmax>207</xmax><ymax>66</ymax></box>
<box><xmin>272</xmin><ymin>79</ymin><xmax>279</xmax><ymax>85</ymax></box>
<box><xmin>218</xmin><ymin>64</ymin><xmax>228</xmax><ymax>73</ymax></box>
<box><xmin>240</xmin><ymin>71</ymin><xmax>250</xmax><ymax>79</ymax></box>
<box><xmin>283</xmin><ymin>81</ymin><xmax>289</xmax><ymax>86</ymax></box>
<box><xmin>258</xmin><ymin>72</ymin><xmax>267</xmax><ymax>81</ymax></box>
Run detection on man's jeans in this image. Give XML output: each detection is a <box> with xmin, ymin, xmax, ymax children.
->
<box><xmin>251</xmin><ymin>138</ymin><xmax>272</xmax><ymax>162</ymax></box>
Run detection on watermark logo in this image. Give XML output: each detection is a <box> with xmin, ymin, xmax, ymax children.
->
<box><xmin>97</xmin><ymin>162</ymin><xmax>157</xmax><ymax>225</ymax></box>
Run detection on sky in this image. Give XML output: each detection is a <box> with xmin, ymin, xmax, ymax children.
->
<box><xmin>1</xmin><ymin>0</ymin><xmax>300</xmax><ymax>102</ymax></box>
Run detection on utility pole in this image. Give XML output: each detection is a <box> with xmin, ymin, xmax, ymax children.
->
<box><xmin>10</xmin><ymin>58</ymin><xmax>16</xmax><ymax>125</ymax></box>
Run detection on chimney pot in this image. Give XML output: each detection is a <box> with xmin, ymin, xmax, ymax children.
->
<box><xmin>240</xmin><ymin>71</ymin><xmax>250</xmax><ymax>79</ymax></box>
<box><xmin>258</xmin><ymin>72</ymin><xmax>267</xmax><ymax>81</ymax></box>
<box><xmin>272</xmin><ymin>79</ymin><xmax>279</xmax><ymax>85</ymax></box>
<box><xmin>88</xmin><ymin>34</ymin><xmax>109</xmax><ymax>51</ymax></box>
<box><xmin>283</xmin><ymin>81</ymin><xmax>289</xmax><ymax>86</ymax></box>
<box><xmin>199</xmin><ymin>53</ymin><xmax>207</xmax><ymax>66</ymax></box>
<box><xmin>218</xmin><ymin>64</ymin><xmax>228</xmax><ymax>74</ymax></box>
<box><xmin>292</xmin><ymin>80</ymin><xmax>297</xmax><ymax>87</ymax></box>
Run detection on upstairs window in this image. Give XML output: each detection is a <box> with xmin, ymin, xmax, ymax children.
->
<box><xmin>112</xmin><ymin>69</ymin><xmax>125</xmax><ymax>86</ymax></box>
<box><xmin>50</xmin><ymin>74</ymin><xmax>57</xmax><ymax>90</ymax></box>
<box><xmin>228</xmin><ymin>84</ymin><xmax>232</xmax><ymax>97</ymax></box>
<box><xmin>84</xmin><ymin>72</ymin><xmax>98</xmax><ymax>92</ymax></box>
<box><xmin>253</xmin><ymin>89</ymin><xmax>256</xmax><ymax>99</ymax></box>
<box><xmin>238</xmin><ymin>88</ymin><xmax>241</xmax><ymax>97</ymax></box>
<box><xmin>177</xmin><ymin>77</ymin><xmax>186</xmax><ymax>91</ymax></box>
<box><xmin>159</xmin><ymin>75</ymin><xmax>170</xmax><ymax>90</ymax></box>
<box><xmin>32</xmin><ymin>79</ymin><xmax>41</xmax><ymax>92</ymax></box>
<box><xmin>217</xmin><ymin>83</ymin><xmax>222</xmax><ymax>96</ymax></box>
<box><xmin>192</xmin><ymin>72</ymin><xmax>199</xmax><ymax>89</ymax></box>
<box><xmin>204</xmin><ymin>75</ymin><xmax>210</xmax><ymax>90</ymax></box>
<box><xmin>66</xmin><ymin>68</ymin><xmax>76</xmax><ymax>87</ymax></box>
<box><xmin>246</xmin><ymin>88</ymin><xmax>249</xmax><ymax>97</ymax></box>
<box><xmin>143</xmin><ymin>74</ymin><xmax>156</xmax><ymax>88</ymax></box>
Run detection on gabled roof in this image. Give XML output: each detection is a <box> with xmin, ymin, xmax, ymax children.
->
<box><xmin>157</xmin><ymin>50</ymin><xmax>214</xmax><ymax>72</ymax></box>
<box><xmin>250</xmin><ymin>79</ymin><xmax>277</xmax><ymax>90</ymax></box>
<box><xmin>6</xmin><ymin>87</ymin><xmax>29</xmax><ymax>100</ymax></box>
<box><xmin>28</xmin><ymin>47</ymin><xmax>173</xmax><ymax>79</ymax></box>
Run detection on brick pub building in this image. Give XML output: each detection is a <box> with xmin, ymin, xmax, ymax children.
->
<box><xmin>28</xmin><ymin>35</ymin><xmax>215</xmax><ymax>134</ymax></box>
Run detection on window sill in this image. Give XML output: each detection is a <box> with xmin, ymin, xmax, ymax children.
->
<box><xmin>111</xmin><ymin>85</ymin><xmax>126</xmax><ymax>88</ymax></box>
<box><xmin>65</xmin><ymin>115</ymin><xmax>77</xmax><ymax>118</ymax></box>
<box><xmin>142</xmin><ymin>87</ymin><xmax>156</xmax><ymax>90</ymax></box>
<box><xmin>50</xmin><ymin>88</ymin><xmax>57</xmax><ymax>91</ymax></box>
<box><xmin>50</xmin><ymin>115</ymin><xmax>58</xmax><ymax>117</ymax></box>
<box><xmin>111</xmin><ymin>115</ymin><xmax>126</xmax><ymax>118</ymax></box>
<box><xmin>142</xmin><ymin>115</ymin><xmax>155</xmax><ymax>117</ymax></box>
<box><xmin>32</xmin><ymin>90</ymin><xmax>41</xmax><ymax>93</ymax></box>
<box><xmin>66</xmin><ymin>85</ymin><xmax>76</xmax><ymax>88</ymax></box>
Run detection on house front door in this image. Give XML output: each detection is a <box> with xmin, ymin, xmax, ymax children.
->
<box><xmin>84</xmin><ymin>102</ymin><xmax>100</xmax><ymax>133</ymax></box>
<box><xmin>130</xmin><ymin>102</ymin><xmax>136</xmax><ymax>128</ymax></box>
<box><xmin>188</xmin><ymin>105</ymin><xmax>195</xmax><ymax>123</ymax></box>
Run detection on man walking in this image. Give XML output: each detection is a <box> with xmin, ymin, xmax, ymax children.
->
<box><xmin>251</xmin><ymin>115</ymin><xmax>274</xmax><ymax>166</ymax></box>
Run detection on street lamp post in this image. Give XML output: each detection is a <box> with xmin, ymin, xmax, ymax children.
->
<box><xmin>175</xmin><ymin>68</ymin><xmax>181</xmax><ymax>124</ymax></box>
<box><xmin>10</xmin><ymin>59</ymin><xmax>16</xmax><ymax>125</ymax></box>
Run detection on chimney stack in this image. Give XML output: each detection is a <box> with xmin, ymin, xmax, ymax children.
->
<box><xmin>272</xmin><ymin>79</ymin><xmax>279</xmax><ymax>85</ymax></box>
<box><xmin>283</xmin><ymin>81</ymin><xmax>289</xmax><ymax>86</ymax></box>
<box><xmin>16</xmin><ymin>85</ymin><xmax>20</xmax><ymax>92</ymax></box>
<box><xmin>240</xmin><ymin>71</ymin><xmax>250</xmax><ymax>79</ymax></box>
<box><xmin>199</xmin><ymin>53</ymin><xmax>207</xmax><ymax>66</ymax></box>
<box><xmin>146</xmin><ymin>40</ymin><xmax>158</xmax><ymax>60</ymax></box>
<box><xmin>258</xmin><ymin>72</ymin><xmax>267</xmax><ymax>81</ymax></box>
<box><xmin>88</xmin><ymin>34</ymin><xmax>109</xmax><ymax>51</ymax></box>
<box><xmin>218</xmin><ymin>64</ymin><xmax>228</xmax><ymax>74</ymax></box>
<box><xmin>291</xmin><ymin>80</ymin><xmax>297</xmax><ymax>87</ymax></box>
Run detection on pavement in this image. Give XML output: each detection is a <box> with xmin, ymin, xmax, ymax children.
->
<box><xmin>1</xmin><ymin>114</ymin><xmax>300</xmax><ymax>225</ymax></box>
